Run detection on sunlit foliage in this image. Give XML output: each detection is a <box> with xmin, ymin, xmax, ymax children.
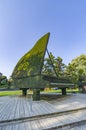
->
<box><xmin>12</xmin><ymin>33</ymin><xmax>50</xmax><ymax>88</ymax></box>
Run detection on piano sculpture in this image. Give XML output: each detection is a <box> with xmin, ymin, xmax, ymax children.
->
<box><xmin>12</xmin><ymin>33</ymin><xmax>74</xmax><ymax>100</ymax></box>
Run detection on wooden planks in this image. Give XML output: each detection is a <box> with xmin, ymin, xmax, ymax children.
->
<box><xmin>1</xmin><ymin>109</ymin><xmax>86</xmax><ymax>130</ymax></box>
<box><xmin>1</xmin><ymin>94</ymin><xmax>86</xmax><ymax>123</ymax></box>
<box><xmin>0</xmin><ymin>96</ymin><xmax>57</xmax><ymax>122</ymax></box>
<box><xmin>0</xmin><ymin>94</ymin><xmax>86</xmax><ymax>129</ymax></box>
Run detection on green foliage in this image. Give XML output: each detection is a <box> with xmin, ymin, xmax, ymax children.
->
<box><xmin>42</xmin><ymin>52</ymin><xmax>55</xmax><ymax>76</ymax></box>
<box><xmin>0</xmin><ymin>74</ymin><xmax>7</xmax><ymax>87</ymax></box>
<box><xmin>13</xmin><ymin>75</ymin><xmax>48</xmax><ymax>89</ymax></box>
<box><xmin>66</xmin><ymin>54</ymin><xmax>86</xmax><ymax>84</ymax></box>
<box><xmin>12</xmin><ymin>33</ymin><xmax>50</xmax><ymax>78</ymax></box>
<box><xmin>12</xmin><ymin>33</ymin><xmax>50</xmax><ymax>88</ymax></box>
<box><xmin>43</xmin><ymin>52</ymin><xmax>66</xmax><ymax>78</ymax></box>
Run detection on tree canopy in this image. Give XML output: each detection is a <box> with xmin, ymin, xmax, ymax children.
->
<box><xmin>42</xmin><ymin>52</ymin><xmax>66</xmax><ymax>78</ymax></box>
<box><xmin>0</xmin><ymin>73</ymin><xmax>7</xmax><ymax>87</ymax></box>
<box><xmin>66</xmin><ymin>54</ymin><xmax>86</xmax><ymax>84</ymax></box>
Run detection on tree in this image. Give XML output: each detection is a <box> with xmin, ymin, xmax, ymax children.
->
<box><xmin>42</xmin><ymin>52</ymin><xmax>66</xmax><ymax>78</ymax></box>
<box><xmin>42</xmin><ymin>52</ymin><xmax>56</xmax><ymax>76</ymax></box>
<box><xmin>66</xmin><ymin>54</ymin><xmax>86</xmax><ymax>85</ymax></box>
<box><xmin>8</xmin><ymin>77</ymin><xmax>14</xmax><ymax>88</ymax></box>
<box><xmin>54</xmin><ymin>56</ymin><xmax>66</xmax><ymax>78</ymax></box>
<box><xmin>0</xmin><ymin>73</ymin><xmax>7</xmax><ymax>87</ymax></box>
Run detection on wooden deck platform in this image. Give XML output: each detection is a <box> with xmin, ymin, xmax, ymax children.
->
<box><xmin>0</xmin><ymin>96</ymin><xmax>57</xmax><ymax>122</ymax></box>
<box><xmin>0</xmin><ymin>94</ymin><xmax>86</xmax><ymax>130</ymax></box>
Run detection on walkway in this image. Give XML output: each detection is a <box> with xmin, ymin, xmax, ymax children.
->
<box><xmin>0</xmin><ymin>93</ymin><xmax>86</xmax><ymax>130</ymax></box>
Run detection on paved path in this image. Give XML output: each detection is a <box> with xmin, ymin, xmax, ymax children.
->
<box><xmin>0</xmin><ymin>93</ymin><xmax>86</xmax><ymax>130</ymax></box>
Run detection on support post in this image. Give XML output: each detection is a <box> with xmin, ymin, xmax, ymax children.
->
<box><xmin>33</xmin><ymin>88</ymin><xmax>40</xmax><ymax>100</ymax></box>
<box><xmin>61</xmin><ymin>88</ymin><xmax>66</xmax><ymax>95</ymax></box>
<box><xmin>22</xmin><ymin>88</ymin><xmax>27</xmax><ymax>96</ymax></box>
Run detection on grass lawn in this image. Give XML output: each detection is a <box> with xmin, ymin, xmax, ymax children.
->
<box><xmin>0</xmin><ymin>90</ymin><xmax>22</xmax><ymax>96</ymax></box>
<box><xmin>44</xmin><ymin>88</ymin><xmax>79</xmax><ymax>93</ymax></box>
<box><xmin>0</xmin><ymin>88</ymin><xmax>79</xmax><ymax>97</ymax></box>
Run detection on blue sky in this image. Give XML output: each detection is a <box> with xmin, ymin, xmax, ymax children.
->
<box><xmin>0</xmin><ymin>0</ymin><xmax>86</xmax><ymax>78</ymax></box>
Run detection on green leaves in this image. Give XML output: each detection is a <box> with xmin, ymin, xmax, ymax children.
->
<box><xmin>43</xmin><ymin>53</ymin><xmax>66</xmax><ymax>78</ymax></box>
<box><xmin>12</xmin><ymin>32</ymin><xmax>50</xmax><ymax>78</ymax></box>
<box><xmin>66</xmin><ymin>54</ymin><xmax>86</xmax><ymax>83</ymax></box>
<box><xmin>12</xmin><ymin>33</ymin><xmax>50</xmax><ymax>88</ymax></box>
<box><xmin>0</xmin><ymin>75</ymin><xmax>7</xmax><ymax>86</ymax></box>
